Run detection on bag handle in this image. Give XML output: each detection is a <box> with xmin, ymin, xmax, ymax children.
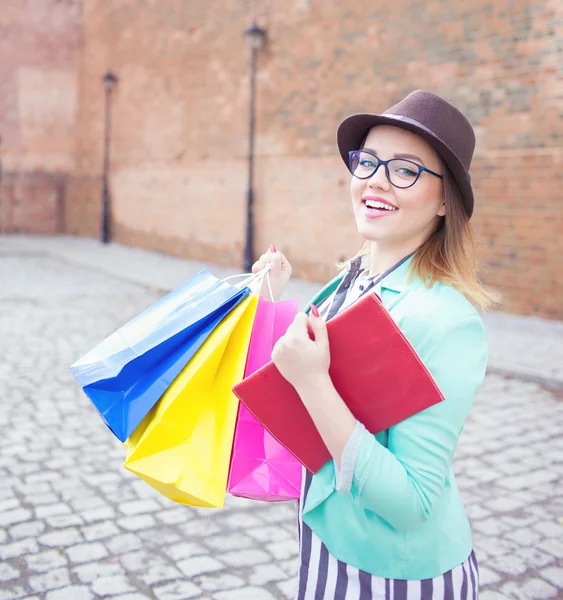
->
<box><xmin>223</xmin><ymin>265</ymin><xmax>274</xmax><ymax>302</ymax></box>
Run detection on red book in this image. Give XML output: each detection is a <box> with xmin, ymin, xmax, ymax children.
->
<box><xmin>232</xmin><ymin>292</ymin><xmax>444</xmax><ymax>474</ymax></box>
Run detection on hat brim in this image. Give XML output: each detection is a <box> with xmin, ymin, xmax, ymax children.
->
<box><xmin>336</xmin><ymin>113</ymin><xmax>474</xmax><ymax>217</ymax></box>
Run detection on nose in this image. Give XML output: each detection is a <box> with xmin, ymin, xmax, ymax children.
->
<box><xmin>368</xmin><ymin>163</ymin><xmax>390</xmax><ymax>190</ymax></box>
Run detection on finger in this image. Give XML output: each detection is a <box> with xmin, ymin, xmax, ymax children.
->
<box><xmin>309</xmin><ymin>310</ymin><xmax>329</xmax><ymax>350</ymax></box>
<box><xmin>251</xmin><ymin>260</ymin><xmax>264</xmax><ymax>274</ymax></box>
<box><xmin>288</xmin><ymin>313</ymin><xmax>311</xmax><ymax>339</ymax></box>
<box><xmin>267</xmin><ymin>250</ymin><xmax>282</xmax><ymax>273</ymax></box>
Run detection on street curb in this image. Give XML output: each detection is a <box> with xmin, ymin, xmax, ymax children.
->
<box><xmin>486</xmin><ymin>367</ymin><xmax>563</xmax><ymax>392</ymax></box>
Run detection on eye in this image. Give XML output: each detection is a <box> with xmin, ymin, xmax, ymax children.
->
<box><xmin>360</xmin><ymin>159</ymin><xmax>376</xmax><ymax>168</ymax></box>
<box><xmin>398</xmin><ymin>166</ymin><xmax>417</xmax><ymax>176</ymax></box>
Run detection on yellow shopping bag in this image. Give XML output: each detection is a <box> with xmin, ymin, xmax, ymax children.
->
<box><xmin>124</xmin><ymin>294</ymin><xmax>258</xmax><ymax>508</ymax></box>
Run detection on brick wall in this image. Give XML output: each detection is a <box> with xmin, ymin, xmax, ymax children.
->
<box><xmin>4</xmin><ymin>0</ymin><xmax>563</xmax><ymax>318</ymax></box>
<box><xmin>0</xmin><ymin>0</ymin><xmax>82</xmax><ymax>233</ymax></box>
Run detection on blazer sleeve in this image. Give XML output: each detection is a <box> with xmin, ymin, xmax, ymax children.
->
<box><xmin>348</xmin><ymin>312</ymin><xmax>488</xmax><ymax>532</ymax></box>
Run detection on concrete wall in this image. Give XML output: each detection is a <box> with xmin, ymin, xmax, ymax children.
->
<box><xmin>0</xmin><ymin>0</ymin><xmax>82</xmax><ymax>233</ymax></box>
<box><xmin>3</xmin><ymin>0</ymin><xmax>563</xmax><ymax>317</ymax></box>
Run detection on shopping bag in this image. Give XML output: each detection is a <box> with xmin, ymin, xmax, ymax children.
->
<box><xmin>70</xmin><ymin>269</ymin><xmax>249</xmax><ymax>442</ymax></box>
<box><xmin>124</xmin><ymin>293</ymin><xmax>259</xmax><ymax>508</ymax></box>
<box><xmin>227</xmin><ymin>297</ymin><xmax>302</xmax><ymax>502</ymax></box>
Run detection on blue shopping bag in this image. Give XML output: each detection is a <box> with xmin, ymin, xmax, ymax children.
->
<box><xmin>71</xmin><ymin>269</ymin><xmax>249</xmax><ymax>442</ymax></box>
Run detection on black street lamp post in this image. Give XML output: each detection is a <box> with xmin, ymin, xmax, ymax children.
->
<box><xmin>242</xmin><ymin>23</ymin><xmax>266</xmax><ymax>271</ymax></box>
<box><xmin>101</xmin><ymin>71</ymin><xmax>118</xmax><ymax>244</ymax></box>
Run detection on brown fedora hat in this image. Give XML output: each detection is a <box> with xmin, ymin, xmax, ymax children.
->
<box><xmin>337</xmin><ymin>90</ymin><xmax>476</xmax><ymax>217</ymax></box>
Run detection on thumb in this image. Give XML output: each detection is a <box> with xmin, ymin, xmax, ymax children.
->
<box><xmin>309</xmin><ymin>306</ymin><xmax>329</xmax><ymax>350</ymax></box>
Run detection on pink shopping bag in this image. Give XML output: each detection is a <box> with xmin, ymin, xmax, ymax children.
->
<box><xmin>227</xmin><ymin>297</ymin><xmax>302</xmax><ymax>502</ymax></box>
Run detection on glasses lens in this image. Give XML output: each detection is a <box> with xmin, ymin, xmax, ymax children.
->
<box><xmin>388</xmin><ymin>159</ymin><xmax>420</xmax><ymax>188</ymax></box>
<box><xmin>350</xmin><ymin>151</ymin><xmax>378</xmax><ymax>178</ymax></box>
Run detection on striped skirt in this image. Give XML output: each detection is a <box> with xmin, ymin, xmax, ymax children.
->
<box><xmin>295</xmin><ymin>521</ymin><xmax>479</xmax><ymax>600</ymax></box>
<box><xmin>296</xmin><ymin>468</ymin><xmax>479</xmax><ymax>600</ymax></box>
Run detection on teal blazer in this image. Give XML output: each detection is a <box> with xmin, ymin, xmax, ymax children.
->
<box><xmin>302</xmin><ymin>256</ymin><xmax>488</xmax><ymax>580</ymax></box>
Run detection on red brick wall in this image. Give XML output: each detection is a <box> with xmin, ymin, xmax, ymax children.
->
<box><xmin>0</xmin><ymin>0</ymin><xmax>82</xmax><ymax>233</ymax></box>
<box><xmin>4</xmin><ymin>0</ymin><xmax>563</xmax><ymax>318</ymax></box>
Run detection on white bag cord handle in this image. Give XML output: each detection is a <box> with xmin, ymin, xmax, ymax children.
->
<box><xmin>223</xmin><ymin>265</ymin><xmax>274</xmax><ymax>302</ymax></box>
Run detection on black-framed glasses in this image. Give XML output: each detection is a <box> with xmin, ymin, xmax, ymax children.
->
<box><xmin>348</xmin><ymin>150</ymin><xmax>443</xmax><ymax>189</ymax></box>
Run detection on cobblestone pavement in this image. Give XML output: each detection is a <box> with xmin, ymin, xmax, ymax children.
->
<box><xmin>1</xmin><ymin>249</ymin><xmax>562</xmax><ymax>600</ymax></box>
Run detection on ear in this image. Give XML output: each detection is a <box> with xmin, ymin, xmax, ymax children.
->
<box><xmin>437</xmin><ymin>201</ymin><xmax>446</xmax><ymax>217</ymax></box>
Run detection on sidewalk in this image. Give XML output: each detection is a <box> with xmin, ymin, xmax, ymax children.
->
<box><xmin>1</xmin><ymin>234</ymin><xmax>562</xmax><ymax>600</ymax></box>
<box><xmin>3</xmin><ymin>234</ymin><xmax>562</xmax><ymax>389</ymax></box>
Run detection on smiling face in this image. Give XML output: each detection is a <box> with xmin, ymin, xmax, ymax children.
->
<box><xmin>350</xmin><ymin>125</ymin><xmax>446</xmax><ymax>253</ymax></box>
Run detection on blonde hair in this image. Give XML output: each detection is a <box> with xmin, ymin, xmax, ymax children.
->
<box><xmin>342</xmin><ymin>158</ymin><xmax>501</xmax><ymax>311</ymax></box>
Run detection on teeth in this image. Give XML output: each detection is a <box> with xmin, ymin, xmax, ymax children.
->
<box><xmin>365</xmin><ymin>200</ymin><xmax>397</xmax><ymax>211</ymax></box>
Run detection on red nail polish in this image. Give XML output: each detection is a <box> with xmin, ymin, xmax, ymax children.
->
<box><xmin>269</xmin><ymin>244</ymin><xmax>277</xmax><ymax>253</ymax></box>
<box><xmin>310</xmin><ymin>304</ymin><xmax>320</xmax><ymax>318</ymax></box>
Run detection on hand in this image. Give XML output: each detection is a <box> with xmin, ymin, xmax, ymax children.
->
<box><xmin>251</xmin><ymin>245</ymin><xmax>292</xmax><ymax>302</ymax></box>
<box><xmin>271</xmin><ymin>307</ymin><xmax>331</xmax><ymax>393</ymax></box>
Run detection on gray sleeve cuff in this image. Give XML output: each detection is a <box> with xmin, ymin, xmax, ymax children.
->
<box><xmin>335</xmin><ymin>420</ymin><xmax>366</xmax><ymax>493</ymax></box>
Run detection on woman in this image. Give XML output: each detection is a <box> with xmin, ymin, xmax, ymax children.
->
<box><xmin>252</xmin><ymin>90</ymin><xmax>498</xmax><ymax>599</ymax></box>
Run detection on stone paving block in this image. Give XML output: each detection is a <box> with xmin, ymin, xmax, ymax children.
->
<box><xmin>113</xmin><ymin>595</ymin><xmax>152</xmax><ymax>600</ymax></box>
<box><xmin>214</xmin><ymin>586</ymin><xmax>278</xmax><ymax>600</ymax></box>
<box><xmin>537</xmin><ymin>538</ymin><xmax>563</xmax><ymax>559</ymax></box>
<box><xmin>26</xmin><ymin>550</ymin><xmax>67</xmax><ymax>573</ymax></box>
<box><xmin>477</xmin><ymin>566</ymin><xmax>502</xmax><ymax>586</ymax></box>
<box><xmin>0</xmin><ymin>586</ymin><xmax>27</xmax><ymax>600</ymax></box>
<box><xmin>23</xmin><ymin>493</ymin><xmax>59</xmax><ymax>507</ymax></box>
<box><xmin>118</xmin><ymin>499</ymin><xmax>161</xmax><ymax>516</ymax></box>
<box><xmin>163</xmin><ymin>542</ymin><xmax>206</xmax><ymax>562</ymax></box>
<box><xmin>0</xmin><ymin>508</ymin><xmax>32</xmax><ymax>527</ymax></box>
<box><xmin>117</xmin><ymin>514</ymin><xmax>157</xmax><ymax>531</ymax></box>
<box><xmin>205</xmin><ymin>532</ymin><xmax>254</xmax><ymax>551</ymax></box>
<box><xmin>277</xmin><ymin>578</ymin><xmax>298</xmax><ymax>599</ymax></box>
<box><xmin>119</xmin><ymin>550</ymin><xmax>168</xmax><ymax>573</ymax></box>
<box><xmin>540</xmin><ymin>566</ymin><xmax>563</xmax><ymax>588</ymax></box>
<box><xmin>8</xmin><ymin>520</ymin><xmax>46</xmax><ymax>540</ymax></box>
<box><xmin>179</xmin><ymin>520</ymin><xmax>221</xmax><ymax>538</ymax></box>
<box><xmin>80</xmin><ymin>506</ymin><xmax>117</xmax><ymax>523</ymax></box>
<box><xmin>91</xmin><ymin>575</ymin><xmax>136</xmax><ymax>596</ymax></box>
<box><xmin>155</xmin><ymin>507</ymin><xmax>194</xmax><ymax>525</ymax></box>
<box><xmin>247</xmin><ymin>524</ymin><xmax>294</xmax><ymax>543</ymax></box>
<box><xmin>0</xmin><ymin>498</ymin><xmax>20</xmax><ymax>512</ymax></box>
<box><xmin>267</xmin><ymin>539</ymin><xmax>299</xmax><ymax>561</ymax></box>
<box><xmin>0</xmin><ymin>563</ymin><xmax>20</xmax><ymax>582</ymax></box>
<box><xmin>45</xmin><ymin>514</ymin><xmax>85</xmax><ymax>529</ymax></box>
<box><xmin>499</xmin><ymin>470</ymin><xmax>559</xmax><ymax>491</ymax></box>
<box><xmin>196</xmin><ymin>573</ymin><xmax>246</xmax><ymax>593</ymax></box>
<box><xmin>177</xmin><ymin>555</ymin><xmax>225</xmax><ymax>578</ymax></box>
<box><xmin>137</xmin><ymin>565</ymin><xmax>184</xmax><ymax>586</ymax></box>
<box><xmin>70</xmin><ymin>496</ymin><xmax>107</xmax><ymax>511</ymax></box>
<box><xmin>152</xmin><ymin>580</ymin><xmax>201</xmax><ymax>600</ymax></box>
<box><xmin>65</xmin><ymin>541</ymin><xmax>108</xmax><ymax>563</ymax></box>
<box><xmin>137</xmin><ymin>527</ymin><xmax>183</xmax><ymax>546</ymax></box>
<box><xmin>72</xmin><ymin>561</ymin><xmax>124</xmax><ymax>584</ymax></box>
<box><xmin>278</xmin><ymin>558</ymin><xmax>299</xmax><ymax>578</ymax></box>
<box><xmin>28</xmin><ymin>568</ymin><xmax>71</xmax><ymax>593</ymax></box>
<box><xmin>500</xmin><ymin>578</ymin><xmax>558</xmax><ymax>599</ymax></box>
<box><xmin>106</xmin><ymin>533</ymin><xmax>144</xmax><ymax>555</ymax></box>
<box><xmin>81</xmin><ymin>520</ymin><xmax>121</xmax><ymax>541</ymax></box>
<box><xmin>38</xmin><ymin>527</ymin><xmax>83</xmax><ymax>548</ymax></box>
<box><xmin>0</xmin><ymin>537</ymin><xmax>39</xmax><ymax>559</ymax></box>
<box><xmin>45</xmin><ymin>586</ymin><xmax>93</xmax><ymax>600</ymax></box>
<box><xmin>220</xmin><ymin>548</ymin><xmax>271</xmax><ymax>567</ymax></box>
<box><xmin>249</xmin><ymin>564</ymin><xmax>288</xmax><ymax>586</ymax></box>
<box><xmin>479</xmin><ymin>592</ymin><xmax>511</xmax><ymax>600</ymax></box>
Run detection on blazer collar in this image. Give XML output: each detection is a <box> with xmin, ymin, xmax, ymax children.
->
<box><xmin>345</xmin><ymin>253</ymin><xmax>416</xmax><ymax>293</ymax></box>
<box><xmin>307</xmin><ymin>253</ymin><xmax>417</xmax><ymax>313</ymax></box>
